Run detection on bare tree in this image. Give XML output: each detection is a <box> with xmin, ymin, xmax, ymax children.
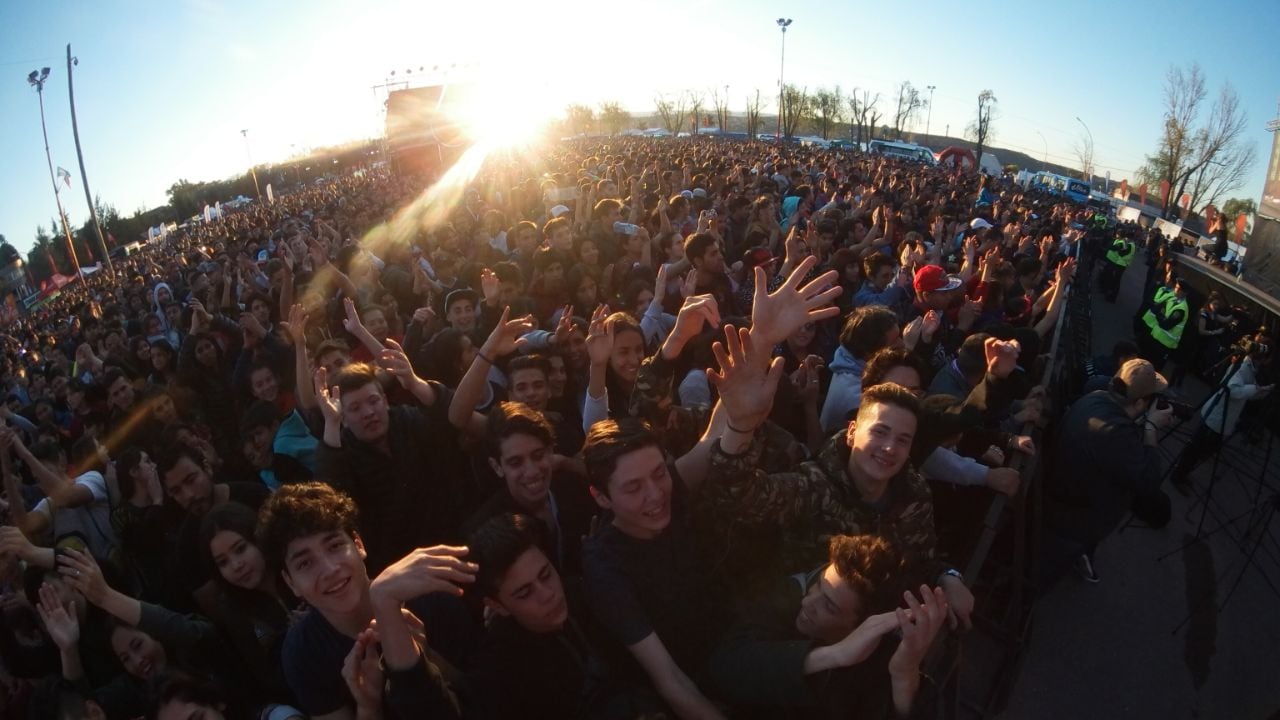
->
<box><xmin>564</xmin><ymin>104</ymin><xmax>595</xmax><ymax>136</ymax></box>
<box><xmin>1139</xmin><ymin>65</ymin><xmax>1257</xmax><ymax>216</ymax></box>
<box><xmin>1074</xmin><ymin>132</ymin><xmax>1095</xmax><ymax>180</ymax></box>
<box><xmin>781</xmin><ymin>84</ymin><xmax>810</xmax><ymax>140</ymax></box>
<box><xmin>845</xmin><ymin>87</ymin><xmax>882</xmax><ymax>145</ymax></box>
<box><xmin>965</xmin><ymin>90</ymin><xmax>997</xmax><ymax>172</ymax></box>
<box><xmin>686</xmin><ymin>90</ymin><xmax>707</xmax><ymax>135</ymax></box>
<box><xmin>654</xmin><ymin>93</ymin><xmax>689</xmax><ymax>135</ymax></box>
<box><xmin>892</xmin><ymin>81</ymin><xmax>924</xmax><ymax>138</ymax></box>
<box><xmin>710</xmin><ymin>86</ymin><xmax>731</xmax><ymax>133</ymax></box>
<box><xmin>598</xmin><ymin>101</ymin><xmax>631</xmax><ymax>136</ymax></box>
<box><xmin>745</xmin><ymin>89</ymin><xmax>764</xmax><ymax>139</ymax></box>
<box><xmin>809</xmin><ymin>86</ymin><xmax>845</xmax><ymax>140</ymax></box>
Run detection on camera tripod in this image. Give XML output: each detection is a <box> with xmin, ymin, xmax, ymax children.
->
<box><xmin>1155</xmin><ymin>366</ymin><xmax>1280</xmax><ymax>633</ymax></box>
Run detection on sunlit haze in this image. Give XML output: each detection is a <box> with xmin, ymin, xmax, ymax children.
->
<box><xmin>2</xmin><ymin>0</ymin><xmax>1277</xmax><ymax>254</ymax></box>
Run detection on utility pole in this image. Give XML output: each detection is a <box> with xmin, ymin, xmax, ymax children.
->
<box><xmin>241</xmin><ymin>129</ymin><xmax>262</xmax><ymax>199</ymax></box>
<box><xmin>775</xmin><ymin>18</ymin><xmax>792</xmax><ymax>139</ymax></box>
<box><xmin>924</xmin><ymin>85</ymin><xmax>936</xmax><ymax>143</ymax></box>
<box><xmin>67</xmin><ymin>44</ymin><xmax>112</xmax><ymax>275</ymax></box>
<box><xmin>27</xmin><ymin>67</ymin><xmax>82</xmax><ymax>282</ymax></box>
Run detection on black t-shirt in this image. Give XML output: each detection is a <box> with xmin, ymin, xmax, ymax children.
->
<box><xmin>282</xmin><ymin>591</ymin><xmax>475</xmax><ymax>717</ymax></box>
<box><xmin>581</xmin><ymin>468</ymin><xmax>721</xmax><ymax>684</ymax></box>
<box><xmin>173</xmin><ymin>481</ymin><xmax>272</xmax><ymax>596</ymax></box>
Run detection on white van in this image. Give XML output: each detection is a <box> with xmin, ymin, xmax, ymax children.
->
<box><xmin>867</xmin><ymin>140</ymin><xmax>936</xmax><ymax>165</ymax></box>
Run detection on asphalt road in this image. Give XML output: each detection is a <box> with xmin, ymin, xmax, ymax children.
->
<box><xmin>997</xmin><ymin>254</ymin><xmax>1280</xmax><ymax>719</ymax></box>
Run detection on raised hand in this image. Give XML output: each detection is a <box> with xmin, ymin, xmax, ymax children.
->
<box><xmin>341</xmin><ymin>297</ymin><xmax>364</xmax><ymax>335</ymax></box>
<box><xmin>672</xmin><ymin>295</ymin><xmax>720</xmax><ymax>344</ymax></box>
<box><xmin>286</xmin><ymin>303</ymin><xmax>308</xmax><ymax>345</ymax></box>
<box><xmin>35</xmin><ymin>583</ymin><xmax>80</xmax><ymax>651</ymax></box>
<box><xmin>652</xmin><ymin>263</ymin><xmax>669</xmax><ymax>304</ymax></box>
<box><xmin>983</xmin><ymin>337</ymin><xmax>1021</xmax><ymax>378</ymax></box>
<box><xmin>480</xmin><ymin>268</ymin><xmax>501</xmax><ymax>304</ymax></box>
<box><xmin>370</xmin><ymin>545</ymin><xmax>477</xmax><ymax>603</ymax></box>
<box><xmin>377</xmin><ymin>339</ymin><xmax>417</xmax><ymax>388</ymax></box>
<box><xmin>1055</xmin><ymin>256</ymin><xmax>1077</xmax><ymax>286</ymax></box>
<box><xmin>314</xmin><ymin>367</ymin><xmax>342</xmax><ymax>425</ymax></box>
<box><xmin>341</xmin><ymin>626</ymin><xmax>384</xmax><ymax>715</ymax></box>
<box><xmin>888</xmin><ymin>585</ymin><xmax>949</xmax><ymax>676</ymax></box>
<box><xmin>483</xmin><ymin>307</ymin><xmax>538</xmax><ymax>359</ymax></box>
<box><xmin>680</xmin><ymin>268</ymin><xmax>698</xmax><ymax>299</ymax></box>
<box><xmin>920</xmin><ymin>310</ymin><xmax>942</xmax><ymax>343</ymax></box>
<box><xmin>57</xmin><ymin>548</ymin><xmax>108</xmax><ymax>606</ymax></box>
<box><xmin>707</xmin><ymin>325</ymin><xmax>786</xmax><ymax>434</ymax></box>
<box><xmin>552</xmin><ymin>305</ymin><xmax>575</xmax><ymax>347</ymax></box>
<box><xmin>586</xmin><ymin>304</ymin><xmax>615</xmax><ymax>368</ymax></box>
<box><xmin>749</xmin><ymin>256</ymin><xmax>842</xmax><ymax>349</ymax></box>
<box><xmin>833</xmin><ymin>610</ymin><xmax>901</xmax><ymax>667</ymax></box>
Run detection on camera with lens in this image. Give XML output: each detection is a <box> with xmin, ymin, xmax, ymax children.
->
<box><xmin>1155</xmin><ymin>394</ymin><xmax>1194</xmax><ymax>420</ymax></box>
<box><xmin>1230</xmin><ymin>331</ymin><xmax>1272</xmax><ymax>359</ymax></box>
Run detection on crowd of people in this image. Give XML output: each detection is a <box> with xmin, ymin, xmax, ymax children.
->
<box><xmin>0</xmin><ymin>135</ymin><xmax>1133</xmax><ymax>720</ymax></box>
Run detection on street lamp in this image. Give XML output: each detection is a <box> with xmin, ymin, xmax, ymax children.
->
<box><xmin>27</xmin><ymin>67</ymin><xmax>83</xmax><ymax>282</ymax></box>
<box><xmin>1075</xmin><ymin>116</ymin><xmax>1094</xmax><ymax>181</ymax></box>
<box><xmin>924</xmin><ymin>85</ymin><xmax>936</xmax><ymax>141</ymax></box>
<box><xmin>775</xmin><ymin>18</ymin><xmax>792</xmax><ymax>139</ymax></box>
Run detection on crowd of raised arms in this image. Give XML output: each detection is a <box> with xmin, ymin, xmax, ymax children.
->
<box><xmin>0</xmin><ymin>137</ymin><xmax>1093</xmax><ymax>720</ymax></box>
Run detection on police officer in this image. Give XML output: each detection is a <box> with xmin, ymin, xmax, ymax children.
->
<box><xmin>1100</xmin><ymin>230</ymin><xmax>1136</xmax><ymax>303</ymax></box>
<box><xmin>1140</xmin><ymin>278</ymin><xmax>1189</xmax><ymax>370</ymax></box>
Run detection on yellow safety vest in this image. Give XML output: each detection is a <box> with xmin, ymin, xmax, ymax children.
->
<box><xmin>1142</xmin><ymin>285</ymin><xmax>1173</xmax><ymax>330</ymax></box>
<box><xmin>1151</xmin><ymin>296</ymin><xmax>1189</xmax><ymax>349</ymax></box>
<box><xmin>1106</xmin><ymin>239</ymin><xmax>1135</xmax><ymax>268</ymax></box>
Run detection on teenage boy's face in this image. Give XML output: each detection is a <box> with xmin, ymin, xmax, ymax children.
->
<box><xmin>487</xmin><ymin>546</ymin><xmax>568</xmax><ymax>634</ymax></box>
<box><xmin>845</xmin><ymin>401</ymin><xmax>916</xmax><ymax>486</ymax></box>
<box><xmin>508</xmin><ymin>368</ymin><xmax>549</xmax><ymax>410</ymax></box>
<box><xmin>341</xmin><ymin>382</ymin><xmax>390</xmax><ymax>443</ymax></box>
<box><xmin>163</xmin><ymin>456</ymin><xmax>215</xmax><ymax>516</ymax></box>
<box><xmin>592</xmin><ymin>446</ymin><xmax>672</xmax><ymax>539</ymax></box>
<box><xmin>282</xmin><ymin>530</ymin><xmax>369</xmax><ymax>615</ymax></box>
<box><xmin>795</xmin><ymin>564</ymin><xmax>864</xmax><ymax>645</ymax></box>
<box><xmin>490</xmin><ymin>432</ymin><xmax>554</xmax><ymax>510</ymax></box>
<box><xmin>448</xmin><ymin>300</ymin><xmax>477</xmax><ymax>332</ymax></box>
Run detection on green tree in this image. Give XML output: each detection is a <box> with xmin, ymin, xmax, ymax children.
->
<box><xmin>564</xmin><ymin>104</ymin><xmax>595</xmax><ymax>136</ymax></box>
<box><xmin>809</xmin><ymin>86</ymin><xmax>844</xmax><ymax>140</ymax></box>
<box><xmin>598</xmin><ymin>102</ymin><xmax>630</xmax><ymax>136</ymax></box>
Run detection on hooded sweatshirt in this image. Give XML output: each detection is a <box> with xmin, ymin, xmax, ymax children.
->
<box><xmin>818</xmin><ymin>346</ymin><xmax>866</xmax><ymax>433</ymax></box>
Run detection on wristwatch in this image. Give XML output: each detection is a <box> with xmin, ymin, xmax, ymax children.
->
<box><xmin>942</xmin><ymin>568</ymin><xmax>964</xmax><ymax>582</ymax></box>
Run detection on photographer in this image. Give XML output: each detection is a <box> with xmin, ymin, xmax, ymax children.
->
<box><xmin>1042</xmin><ymin>359</ymin><xmax>1176</xmax><ymax>585</ymax></box>
<box><xmin>1169</xmin><ymin>334</ymin><xmax>1274</xmax><ymax>493</ymax></box>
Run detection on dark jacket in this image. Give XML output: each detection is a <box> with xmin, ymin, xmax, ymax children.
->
<box><xmin>1044</xmin><ymin>390</ymin><xmax>1164</xmax><ymax>544</ymax></box>
<box><xmin>315</xmin><ymin>389</ymin><xmax>477</xmax><ymax>574</ymax></box>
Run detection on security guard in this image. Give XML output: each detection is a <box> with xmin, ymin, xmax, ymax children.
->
<box><xmin>1141</xmin><ymin>279</ymin><xmax>1189</xmax><ymax>369</ymax></box>
<box><xmin>1100</xmin><ymin>231</ymin><xmax>1136</xmax><ymax>302</ymax></box>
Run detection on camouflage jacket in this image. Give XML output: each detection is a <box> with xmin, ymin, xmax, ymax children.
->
<box><xmin>629</xmin><ymin>351</ymin><xmax>804</xmax><ymax>472</ymax></box>
<box><xmin>705</xmin><ymin>430</ymin><xmax>946</xmax><ymax>580</ymax></box>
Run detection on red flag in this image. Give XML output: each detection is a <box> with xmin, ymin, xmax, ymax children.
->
<box><xmin>1139</xmin><ymin>184</ymin><xmax>1148</xmax><ymax>206</ymax></box>
<box><xmin>1160</xmin><ymin>180</ymin><xmax>1171</xmax><ymax>206</ymax></box>
<box><xmin>1235</xmin><ymin>214</ymin><xmax>1247</xmax><ymax>242</ymax></box>
<box><xmin>1204</xmin><ymin>205</ymin><xmax>1217</xmax><ymax>227</ymax></box>
<box><xmin>1180</xmin><ymin>193</ymin><xmax>1190</xmax><ymax>209</ymax></box>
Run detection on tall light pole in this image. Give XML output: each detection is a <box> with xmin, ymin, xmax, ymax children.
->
<box><xmin>27</xmin><ymin>67</ymin><xmax>83</xmax><ymax>282</ymax></box>
<box><xmin>1075</xmin><ymin>116</ymin><xmax>1094</xmax><ymax>182</ymax></box>
<box><xmin>66</xmin><ymin>45</ymin><xmax>112</xmax><ymax>275</ymax></box>
<box><xmin>241</xmin><ymin>129</ymin><xmax>262</xmax><ymax>200</ymax></box>
<box><xmin>924</xmin><ymin>85</ymin><xmax>936</xmax><ymax>142</ymax></box>
<box><xmin>775</xmin><ymin>18</ymin><xmax>792</xmax><ymax>139</ymax></box>
<box><xmin>1035</xmin><ymin>130</ymin><xmax>1048</xmax><ymax>165</ymax></box>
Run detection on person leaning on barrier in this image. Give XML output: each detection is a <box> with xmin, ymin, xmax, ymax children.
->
<box><xmin>1042</xmin><ymin>359</ymin><xmax>1175</xmax><ymax>586</ymax></box>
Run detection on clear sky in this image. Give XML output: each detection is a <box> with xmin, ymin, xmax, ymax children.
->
<box><xmin>2</xmin><ymin>0</ymin><xmax>1277</xmax><ymax>255</ymax></box>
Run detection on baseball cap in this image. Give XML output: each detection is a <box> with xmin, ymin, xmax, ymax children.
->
<box><xmin>741</xmin><ymin>247</ymin><xmax>775</xmax><ymax>269</ymax></box>
<box><xmin>1115</xmin><ymin>358</ymin><xmax>1168</xmax><ymax>401</ymax></box>
<box><xmin>691</xmin><ymin>188</ymin><xmax>708</xmax><ymax>198</ymax></box>
<box><xmin>444</xmin><ymin>288</ymin><xmax>480</xmax><ymax>312</ymax></box>
<box><xmin>680</xmin><ymin>190</ymin><xmax>694</xmax><ymax>200</ymax></box>
<box><xmin>548</xmin><ymin>205</ymin><xmax>572</xmax><ymax>218</ymax></box>
<box><xmin>913</xmin><ymin>264</ymin><xmax>963</xmax><ymax>294</ymax></box>
<box><xmin>970</xmin><ymin>218</ymin><xmax>993</xmax><ymax>231</ymax></box>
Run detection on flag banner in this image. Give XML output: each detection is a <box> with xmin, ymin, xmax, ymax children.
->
<box><xmin>57</xmin><ymin>166</ymin><xmax>72</xmax><ymax>187</ymax></box>
<box><xmin>266</xmin><ymin>184</ymin><xmax>274</xmax><ymax>204</ymax></box>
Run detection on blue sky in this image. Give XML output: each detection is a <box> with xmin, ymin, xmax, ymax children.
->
<box><xmin>2</xmin><ymin>0</ymin><xmax>1277</xmax><ymax>255</ymax></box>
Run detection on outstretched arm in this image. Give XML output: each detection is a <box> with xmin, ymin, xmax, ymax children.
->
<box><xmin>448</xmin><ymin>307</ymin><xmax>537</xmax><ymax>438</ymax></box>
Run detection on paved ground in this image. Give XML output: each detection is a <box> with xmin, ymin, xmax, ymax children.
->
<box><xmin>996</xmin><ymin>255</ymin><xmax>1280</xmax><ymax>719</ymax></box>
